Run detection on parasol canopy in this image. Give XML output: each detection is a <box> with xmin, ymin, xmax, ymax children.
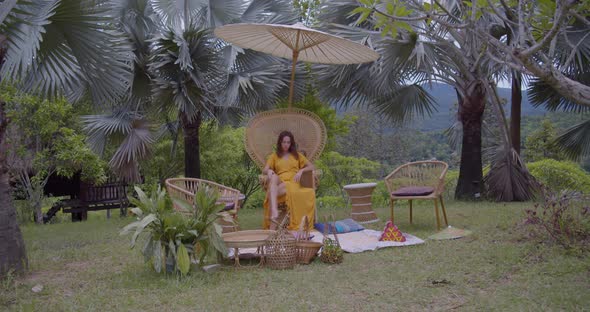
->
<box><xmin>214</xmin><ymin>22</ymin><xmax>379</xmax><ymax>107</ymax></box>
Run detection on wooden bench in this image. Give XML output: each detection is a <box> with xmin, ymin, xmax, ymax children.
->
<box><xmin>44</xmin><ymin>180</ymin><xmax>130</xmax><ymax>222</ymax></box>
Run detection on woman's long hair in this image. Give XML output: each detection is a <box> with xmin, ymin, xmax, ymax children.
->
<box><xmin>276</xmin><ymin>131</ymin><xmax>299</xmax><ymax>159</ymax></box>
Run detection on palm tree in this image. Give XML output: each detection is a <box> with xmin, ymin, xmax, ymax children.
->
<box><xmin>0</xmin><ymin>0</ymin><xmax>133</xmax><ymax>275</ymax></box>
<box><xmin>318</xmin><ymin>0</ymin><xmax>507</xmax><ymax>200</ymax></box>
<box><xmin>527</xmin><ymin>18</ymin><xmax>590</xmax><ymax>160</ymax></box>
<box><xmin>83</xmin><ymin>0</ymin><xmax>299</xmax><ymax>181</ymax></box>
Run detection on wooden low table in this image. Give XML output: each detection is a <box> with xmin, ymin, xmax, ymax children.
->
<box><xmin>222</xmin><ymin>230</ymin><xmax>276</xmax><ymax>267</ymax></box>
<box><xmin>343</xmin><ymin>182</ymin><xmax>380</xmax><ymax>224</ymax></box>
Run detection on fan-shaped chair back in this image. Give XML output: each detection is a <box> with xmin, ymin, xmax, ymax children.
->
<box><xmin>245</xmin><ymin>108</ymin><xmax>327</xmax><ymax>168</ymax></box>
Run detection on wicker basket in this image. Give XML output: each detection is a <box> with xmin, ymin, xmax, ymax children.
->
<box><xmin>295</xmin><ymin>216</ymin><xmax>322</xmax><ymax>264</ymax></box>
<box><xmin>265</xmin><ymin>214</ymin><xmax>296</xmax><ymax>270</ymax></box>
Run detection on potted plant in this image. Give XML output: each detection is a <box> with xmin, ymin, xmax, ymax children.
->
<box><xmin>120</xmin><ymin>185</ymin><xmax>228</xmax><ymax>275</ymax></box>
<box><xmin>175</xmin><ymin>187</ymin><xmax>232</xmax><ymax>265</ymax></box>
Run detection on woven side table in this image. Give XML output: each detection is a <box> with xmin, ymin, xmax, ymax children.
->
<box><xmin>344</xmin><ymin>182</ymin><xmax>380</xmax><ymax>224</ymax></box>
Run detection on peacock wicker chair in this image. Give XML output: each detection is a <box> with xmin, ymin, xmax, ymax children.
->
<box><xmin>165</xmin><ymin>178</ymin><xmax>242</xmax><ymax>233</ymax></box>
<box><xmin>245</xmin><ymin>108</ymin><xmax>327</xmax><ymax>227</ymax></box>
<box><xmin>384</xmin><ymin>161</ymin><xmax>449</xmax><ymax>230</ymax></box>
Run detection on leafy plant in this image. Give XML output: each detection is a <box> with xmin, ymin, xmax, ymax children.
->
<box><xmin>317</xmin><ymin>196</ymin><xmax>346</xmax><ymax>211</ymax></box>
<box><xmin>524</xmin><ymin>119</ymin><xmax>567</xmax><ymax>162</ymax></box>
<box><xmin>319</xmin><ymin>237</ymin><xmax>343</xmax><ymax>264</ymax></box>
<box><xmin>200</xmin><ymin>124</ymin><xmax>260</xmax><ymax>208</ymax></box>
<box><xmin>121</xmin><ymin>185</ymin><xmax>181</xmax><ymax>274</ymax></box>
<box><xmin>174</xmin><ymin>188</ymin><xmax>230</xmax><ymax>266</ymax></box>
<box><xmin>523</xmin><ymin>188</ymin><xmax>590</xmax><ymax>252</ymax></box>
<box><xmin>316</xmin><ymin>151</ymin><xmax>380</xmax><ymax>198</ymax></box>
<box><xmin>120</xmin><ymin>185</ymin><xmax>229</xmax><ymax>276</ymax></box>
<box><xmin>2</xmin><ymin>84</ymin><xmax>107</xmax><ymax>223</ymax></box>
<box><xmin>528</xmin><ymin>159</ymin><xmax>590</xmax><ymax>194</ymax></box>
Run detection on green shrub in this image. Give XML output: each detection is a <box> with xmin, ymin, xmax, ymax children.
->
<box><xmin>444</xmin><ymin>169</ymin><xmax>459</xmax><ymax>199</ymax></box>
<box><xmin>243</xmin><ymin>189</ymin><xmax>265</xmax><ymax>210</ymax></box>
<box><xmin>371</xmin><ymin>181</ymin><xmax>390</xmax><ymax>209</ymax></box>
<box><xmin>528</xmin><ymin>159</ymin><xmax>590</xmax><ymax>194</ymax></box>
<box><xmin>14</xmin><ymin>200</ymin><xmax>34</xmax><ymax>225</ymax></box>
<box><xmin>317</xmin><ymin>196</ymin><xmax>346</xmax><ymax>211</ymax></box>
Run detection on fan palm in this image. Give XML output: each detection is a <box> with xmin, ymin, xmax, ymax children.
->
<box><xmin>83</xmin><ymin>0</ymin><xmax>299</xmax><ymax>181</ymax></box>
<box><xmin>317</xmin><ymin>0</ymin><xmax>506</xmax><ymax>200</ymax></box>
<box><xmin>527</xmin><ymin>18</ymin><xmax>590</xmax><ymax>161</ymax></box>
<box><xmin>0</xmin><ymin>0</ymin><xmax>133</xmax><ymax>275</ymax></box>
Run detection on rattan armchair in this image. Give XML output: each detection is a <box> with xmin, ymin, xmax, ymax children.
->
<box><xmin>165</xmin><ymin>178</ymin><xmax>241</xmax><ymax>233</ymax></box>
<box><xmin>245</xmin><ymin>108</ymin><xmax>326</xmax><ymax>224</ymax></box>
<box><xmin>384</xmin><ymin>161</ymin><xmax>449</xmax><ymax>230</ymax></box>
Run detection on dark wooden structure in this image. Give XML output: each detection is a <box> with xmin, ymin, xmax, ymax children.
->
<box><xmin>43</xmin><ymin>173</ymin><xmax>129</xmax><ymax>222</ymax></box>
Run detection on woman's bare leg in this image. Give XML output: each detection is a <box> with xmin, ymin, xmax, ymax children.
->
<box><xmin>269</xmin><ymin>175</ymin><xmax>286</xmax><ymax>225</ymax></box>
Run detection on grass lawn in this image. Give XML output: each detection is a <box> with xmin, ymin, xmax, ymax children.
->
<box><xmin>1</xmin><ymin>200</ymin><xmax>589</xmax><ymax>311</ymax></box>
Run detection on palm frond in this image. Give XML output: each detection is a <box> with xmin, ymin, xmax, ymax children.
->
<box><xmin>527</xmin><ymin>74</ymin><xmax>590</xmax><ymax>113</ymax></box>
<box><xmin>445</xmin><ymin>121</ymin><xmax>462</xmax><ymax>151</ymax></box>
<box><xmin>371</xmin><ymin>84</ymin><xmax>437</xmax><ymax>124</ymax></box>
<box><xmin>1</xmin><ymin>0</ymin><xmax>57</xmax><ymax>81</ymax></box>
<box><xmin>2</xmin><ymin>0</ymin><xmax>133</xmax><ymax>104</ymax></box>
<box><xmin>0</xmin><ymin>0</ymin><xmax>18</xmax><ymax>26</ymax></box>
<box><xmin>484</xmin><ymin>146</ymin><xmax>538</xmax><ymax>201</ymax></box>
<box><xmin>555</xmin><ymin>118</ymin><xmax>590</xmax><ymax>159</ymax></box>
<box><xmin>204</xmin><ymin>0</ymin><xmax>246</xmax><ymax>27</ymax></box>
<box><xmin>150</xmin><ymin>25</ymin><xmax>221</xmax><ymax>118</ymax></box>
<box><xmin>527</xmin><ymin>18</ymin><xmax>590</xmax><ymax>113</ymax></box>
<box><xmin>149</xmin><ymin>0</ymin><xmax>183</xmax><ymax>27</ymax></box>
<box><xmin>218</xmin><ymin>49</ymin><xmax>293</xmax><ymax>114</ymax></box>
<box><xmin>241</xmin><ymin>0</ymin><xmax>298</xmax><ymax>24</ymax></box>
<box><xmin>109</xmin><ymin>118</ymin><xmax>155</xmax><ymax>182</ymax></box>
<box><xmin>82</xmin><ymin>110</ymin><xmax>142</xmax><ymax>155</ymax></box>
<box><xmin>119</xmin><ymin>0</ymin><xmax>156</xmax><ymax>107</ymax></box>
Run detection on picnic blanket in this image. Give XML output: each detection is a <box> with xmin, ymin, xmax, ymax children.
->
<box><xmin>310</xmin><ymin>229</ymin><xmax>424</xmax><ymax>253</ymax></box>
<box><xmin>227</xmin><ymin>229</ymin><xmax>425</xmax><ymax>257</ymax></box>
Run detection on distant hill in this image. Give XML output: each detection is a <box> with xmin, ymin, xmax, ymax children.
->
<box><xmin>334</xmin><ymin>83</ymin><xmax>548</xmax><ymax>132</ymax></box>
<box><xmin>413</xmin><ymin>83</ymin><xmax>547</xmax><ymax>131</ymax></box>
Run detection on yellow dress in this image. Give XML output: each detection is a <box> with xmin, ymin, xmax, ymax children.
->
<box><xmin>263</xmin><ymin>152</ymin><xmax>316</xmax><ymax>230</ymax></box>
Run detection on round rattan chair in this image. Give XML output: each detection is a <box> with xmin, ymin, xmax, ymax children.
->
<box><xmin>165</xmin><ymin>178</ymin><xmax>241</xmax><ymax>233</ymax></box>
<box><xmin>245</xmin><ymin>108</ymin><xmax>327</xmax><ymax>226</ymax></box>
<box><xmin>245</xmin><ymin>108</ymin><xmax>326</xmax><ymax>170</ymax></box>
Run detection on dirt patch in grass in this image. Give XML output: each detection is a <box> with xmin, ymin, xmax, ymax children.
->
<box><xmin>22</xmin><ymin>257</ymin><xmax>125</xmax><ymax>295</ymax></box>
<box><xmin>25</xmin><ymin>260</ymin><xmax>93</xmax><ymax>283</ymax></box>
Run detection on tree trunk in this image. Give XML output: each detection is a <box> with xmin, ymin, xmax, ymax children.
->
<box><xmin>455</xmin><ymin>82</ymin><xmax>486</xmax><ymax>200</ymax></box>
<box><xmin>34</xmin><ymin>198</ymin><xmax>43</xmax><ymax>224</ymax></box>
<box><xmin>510</xmin><ymin>72</ymin><xmax>522</xmax><ymax>154</ymax></box>
<box><xmin>0</xmin><ymin>100</ymin><xmax>28</xmax><ymax>276</ymax></box>
<box><xmin>180</xmin><ymin>111</ymin><xmax>201</xmax><ymax>178</ymax></box>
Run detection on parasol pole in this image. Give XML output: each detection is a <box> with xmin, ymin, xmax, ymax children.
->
<box><xmin>287</xmin><ymin>30</ymin><xmax>301</xmax><ymax>110</ymax></box>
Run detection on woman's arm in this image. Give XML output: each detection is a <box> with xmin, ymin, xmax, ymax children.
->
<box><xmin>293</xmin><ymin>160</ymin><xmax>314</xmax><ymax>182</ymax></box>
<box><xmin>299</xmin><ymin>161</ymin><xmax>314</xmax><ymax>172</ymax></box>
<box><xmin>263</xmin><ymin>163</ymin><xmax>275</xmax><ymax>177</ymax></box>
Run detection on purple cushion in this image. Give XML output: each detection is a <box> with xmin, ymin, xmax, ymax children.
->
<box><xmin>221</xmin><ymin>202</ymin><xmax>235</xmax><ymax>212</ymax></box>
<box><xmin>392</xmin><ymin>186</ymin><xmax>434</xmax><ymax>196</ymax></box>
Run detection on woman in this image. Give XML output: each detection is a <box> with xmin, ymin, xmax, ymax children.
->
<box><xmin>263</xmin><ymin>131</ymin><xmax>315</xmax><ymax>230</ymax></box>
